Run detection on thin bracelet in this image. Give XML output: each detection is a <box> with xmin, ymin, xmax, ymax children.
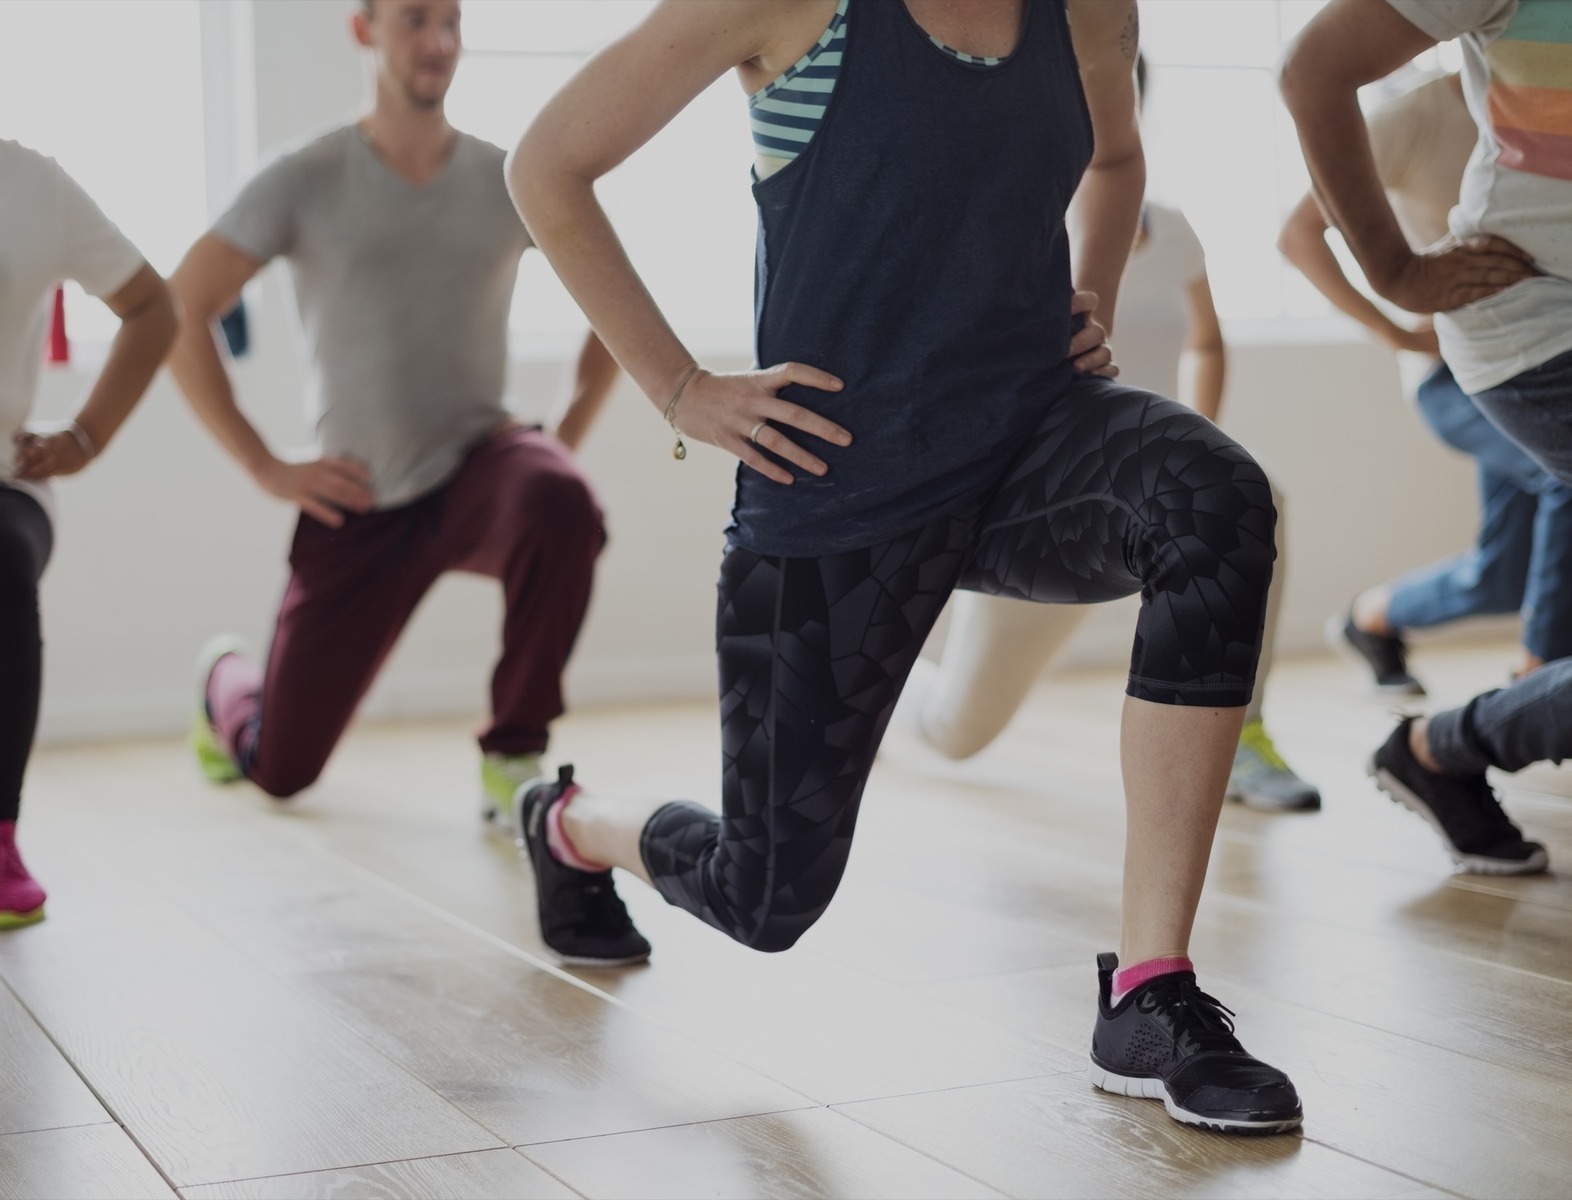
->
<box><xmin>66</xmin><ymin>420</ymin><xmax>97</xmax><ymax>462</ymax></box>
<box><xmin>662</xmin><ymin>363</ymin><xmax>701</xmax><ymax>461</ymax></box>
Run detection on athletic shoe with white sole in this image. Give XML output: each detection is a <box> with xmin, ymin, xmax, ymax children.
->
<box><xmin>518</xmin><ymin>765</ymin><xmax>651</xmax><ymax>967</ymax></box>
<box><xmin>1326</xmin><ymin>611</ymin><xmax>1425</xmax><ymax>696</ymax></box>
<box><xmin>1090</xmin><ymin>953</ymin><xmax>1303</xmax><ymax>1135</ymax></box>
<box><xmin>1227</xmin><ymin>720</ymin><xmax>1321</xmax><ymax>812</ymax></box>
<box><xmin>480</xmin><ymin>752</ymin><xmax>543</xmax><ymax>836</ymax></box>
<box><xmin>1368</xmin><ymin>718</ymin><xmax>1548</xmax><ymax>875</ymax></box>
<box><xmin>191</xmin><ymin>634</ymin><xmax>250</xmax><ymax>784</ymax></box>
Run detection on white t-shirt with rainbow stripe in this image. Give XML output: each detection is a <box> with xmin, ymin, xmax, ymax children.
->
<box><xmin>1388</xmin><ymin>0</ymin><xmax>1572</xmax><ymax>393</ymax></box>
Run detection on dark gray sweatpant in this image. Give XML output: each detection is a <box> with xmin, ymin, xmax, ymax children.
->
<box><xmin>1429</xmin><ymin>657</ymin><xmax>1572</xmax><ymax>775</ymax></box>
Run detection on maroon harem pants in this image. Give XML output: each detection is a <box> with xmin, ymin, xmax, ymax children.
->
<box><xmin>208</xmin><ymin>427</ymin><xmax>603</xmax><ymax>797</ymax></box>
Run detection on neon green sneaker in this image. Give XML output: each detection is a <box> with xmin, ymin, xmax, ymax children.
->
<box><xmin>191</xmin><ymin>635</ymin><xmax>249</xmax><ymax>785</ymax></box>
<box><xmin>481</xmin><ymin>752</ymin><xmax>543</xmax><ymax>836</ymax></box>
<box><xmin>1227</xmin><ymin>720</ymin><xmax>1321</xmax><ymax>812</ymax></box>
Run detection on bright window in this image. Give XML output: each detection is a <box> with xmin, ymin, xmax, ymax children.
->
<box><xmin>1139</xmin><ymin>0</ymin><xmax>1462</xmax><ymax>323</ymax></box>
<box><xmin>437</xmin><ymin>0</ymin><xmax>1470</xmax><ymax>343</ymax></box>
<box><xmin>450</xmin><ymin>0</ymin><xmax>756</xmax><ymax>354</ymax></box>
<box><xmin>1</xmin><ymin>0</ymin><xmax>207</xmax><ymax>344</ymax></box>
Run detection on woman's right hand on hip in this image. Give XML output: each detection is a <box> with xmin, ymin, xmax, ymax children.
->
<box><xmin>672</xmin><ymin>362</ymin><xmax>851</xmax><ymax>486</ymax></box>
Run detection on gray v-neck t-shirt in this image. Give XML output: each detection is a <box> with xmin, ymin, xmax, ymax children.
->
<box><xmin>213</xmin><ymin>125</ymin><xmax>532</xmax><ymax>508</ymax></box>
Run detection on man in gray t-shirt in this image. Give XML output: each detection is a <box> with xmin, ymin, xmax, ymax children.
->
<box><xmin>166</xmin><ymin>0</ymin><xmax>643</xmax><ymax>962</ymax></box>
<box><xmin>212</xmin><ymin>122</ymin><xmax>531</xmax><ymax>508</ymax></box>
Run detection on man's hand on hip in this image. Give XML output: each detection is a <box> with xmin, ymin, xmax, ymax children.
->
<box><xmin>256</xmin><ymin>453</ymin><xmax>375</xmax><ymax>528</ymax></box>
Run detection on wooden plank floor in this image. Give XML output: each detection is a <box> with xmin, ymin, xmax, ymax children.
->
<box><xmin>5</xmin><ymin>641</ymin><xmax>1570</xmax><ymax>1198</ymax></box>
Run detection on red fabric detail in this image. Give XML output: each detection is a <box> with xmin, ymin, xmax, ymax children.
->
<box><xmin>46</xmin><ymin>287</ymin><xmax>69</xmax><ymax>364</ymax></box>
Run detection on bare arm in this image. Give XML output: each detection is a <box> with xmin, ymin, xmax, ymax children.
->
<box><xmin>1065</xmin><ymin>0</ymin><xmax>1144</xmax><ymax>335</ymax></box>
<box><xmin>1179</xmin><ymin>273</ymin><xmax>1225</xmax><ymax>424</ymax></box>
<box><xmin>1278</xmin><ymin>191</ymin><xmax>1436</xmax><ymax>353</ymax></box>
<box><xmin>549</xmin><ymin>329</ymin><xmax>620</xmax><ymax>451</ymax></box>
<box><xmin>1279</xmin><ymin>0</ymin><xmax>1533</xmax><ymax>312</ymax></box>
<box><xmin>508</xmin><ymin>0</ymin><xmax>849</xmax><ymax>486</ymax></box>
<box><xmin>167</xmin><ymin>233</ymin><xmax>372</xmax><ymax>526</ymax></box>
<box><xmin>13</xmin><ymin>263</ymin><xmax>177</xmax><ymax>480</ymax></box>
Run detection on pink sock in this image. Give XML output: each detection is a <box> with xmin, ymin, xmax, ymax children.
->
<box><xmin>1111</xmin><ymin>955</ymin><xmax>1193</xmax><ymax>1005</ymax></box>
<box><xmin>544</xmin><ymin>786</ymin><xmax>608</xmax><ymax>872</ymax></box>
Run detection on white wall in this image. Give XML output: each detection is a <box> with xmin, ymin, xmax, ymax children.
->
<box><xmin>31</xmin><ymin>0</ymin><xmax>1486</xmax><ymax>744</ymax></box>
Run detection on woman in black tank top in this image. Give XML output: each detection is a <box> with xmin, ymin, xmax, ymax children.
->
<box><xmin>506</xmin><ymin>0</ymin><xmax>1302</xmax><ymax>1136</ymax></box>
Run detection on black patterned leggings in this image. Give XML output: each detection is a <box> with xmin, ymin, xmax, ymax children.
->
<box><xmin>640</xmin><ymin>377</ymin><xmax>1276</xmax><ymax>953</ymax></box>
<box><xmin>0</xmin><ymin>489</ymin><xmax>52</xmax><ymax>825</ymax></box>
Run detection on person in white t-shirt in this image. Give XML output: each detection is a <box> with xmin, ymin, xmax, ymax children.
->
<box><xmin>895</xmin><ymin>57</ymin><xmax>1320</xmax><ymax>813</ymax></box>
<box><xmin>0</xmin><ymin>140</ymin><xmax>176</xmax><ymax>927</ymax></box>
<box><xmin>1282</xmin><ymin>71</ymin><xmax>1572</xmax><ymax>695</ymax></box>
<box><xmin>1282</xmin><ymin>0</ymin><xmax>1572</xmax><ymax>875</ymax></box>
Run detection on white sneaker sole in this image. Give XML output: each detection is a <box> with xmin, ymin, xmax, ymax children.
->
<box><xmin>1089</xmin><ymin>1061</ymin><xmax>1303</xmax><ymax>1135</ymax></box>
<box><xmin>1368</xmin><ymin>761</ymin><xmax>1550</xmax><ymax>876</ymax></box>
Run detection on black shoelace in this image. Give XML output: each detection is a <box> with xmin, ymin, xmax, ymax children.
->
<box><xmin>1144</xmin><ymin>977</ymin><xmax>1245</xmax><ymax>1054</ymax></box>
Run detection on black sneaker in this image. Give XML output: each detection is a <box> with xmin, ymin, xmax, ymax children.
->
<box><xmin>518</xmin><ymin>765</ymin><xmax>652</xmax><ymax>967</ymax></box>
<box><xmin>1326</xmin><ymin>611</ymin><xmax>1425</xmax><ymax>696</ymax></box>
<box><xmin>1369</xmin><ymin>719</ymin><xmax>1549</xmax><ymax>875</ymax></box>
<box><xmin>1090</xmin><ymin>954</ymin><xmax>1303</xmax><ymax>1135</ymax></box>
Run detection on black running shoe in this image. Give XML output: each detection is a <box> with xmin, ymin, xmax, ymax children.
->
<box><xmin>1090</xmin><ymin>954</ymin><xmax>1303</xmax><ymax>1135</ymax></box>
<box><xmin>1369</xmin><ymin>719</ymin><xmax>1548</xmax><ymax>875</ymax></box>
<box><xmin>1326</xmin><ymin>611</ymin><xmax>1425</xmax><ymax>696</ymax></box>
<box><xmin>518</xmin><ymin>765</ymin><xmax>652</xmax><ymax>967</ymax></box>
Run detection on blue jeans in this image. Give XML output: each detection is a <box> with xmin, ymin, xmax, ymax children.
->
<box><xmin>1384</xmin><ymin>361</ymin><xmax>1572</xmax><ymax>663</ymax></box>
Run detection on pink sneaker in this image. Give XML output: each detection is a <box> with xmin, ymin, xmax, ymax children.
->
<box><xmin>0</xmin><ymin>822</ymin><xmax>46</xmax><ymax>929</ymax></box>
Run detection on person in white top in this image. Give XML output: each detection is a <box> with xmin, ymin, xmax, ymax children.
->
<box><xmin>0</xmin><ymin>140</ymin><xmax>177</xmax><ymax>927</ymax></box>
<box><xmin>895</xmin><ymin>57</ymin><xmax>1320</xmax><ymax>813</ymax></box>
<box><xmin>1282</xmin><ymin>71</ymin><xmax>1572</xmax><ymax>695</ymax></box>
<box><xmin>1282</xmin><ymin>0</ymin><xmax>1572</xmax><ymax>877</ymax></box>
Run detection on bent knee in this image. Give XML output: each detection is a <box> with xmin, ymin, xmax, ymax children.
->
<box><xmin>524</xmin><ymin>464</ymin><xmax>601</xmax><ymax>529</ymax></box>
<box><xmin>743</xmin><ymin>919</ymin><xmax>813</xmax><ymax>955</ymax></box>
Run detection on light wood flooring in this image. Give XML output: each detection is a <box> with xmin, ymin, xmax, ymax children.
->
<box><xmin>4</xmin><ymin>642</ymin><xmax>1572</xmax><ymax>1199</ymax></box>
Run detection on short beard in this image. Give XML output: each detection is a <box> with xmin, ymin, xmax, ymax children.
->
<box><xmin>401</xmin><ymin>80</ymin><xmax>447</xmax><ymax>111</ymax></box>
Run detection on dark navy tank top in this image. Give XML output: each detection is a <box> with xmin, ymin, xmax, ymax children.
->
<box><xmin>733</xmin><ymin>0</ymin><xmax>1093</xmax><ymax>557</ymax></box>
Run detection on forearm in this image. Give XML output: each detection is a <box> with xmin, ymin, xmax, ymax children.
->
<box><xmin>1279</xmin><ymin>14</ymin><xmax>1425</xmax><ymax>299</ymax></box>
<box><xmin>1279</xmin><ymin>200</ymin><xmax>1412</xmax><ymax>342</ymax></box>
<box><xmin>1181</xmin><ymin>347</ymin><xmax>1225</xmax><ymax>424</ymax></box>
<box><xmin>550</xmin><ymin>332</ymin><xmax>620</xmax><ymax>450</ymax></box>
<box><xmin>167</xmin><ymin>314</ymin><xmax>276</xmax><ymax>480</ymax></box>
<box><xmin>513</xmin><ymin>170</ymin><xmax>698</xmax><ymax>410</ymax></box>
<box><xmin>1069</xmin><ymin>154</ymin><xmax>1144</xmax><ymax>334</ymax></box>
<box><xmin>73</xmin><ymin>290</ymin><xmax>176</xmax><ymax>454</ymax></box>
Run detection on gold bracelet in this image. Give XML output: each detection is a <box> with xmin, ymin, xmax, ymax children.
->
<box><xmin>662</xmin><ymin>363</ymin><xmax>701</xmax><ymax>461</ymax></box>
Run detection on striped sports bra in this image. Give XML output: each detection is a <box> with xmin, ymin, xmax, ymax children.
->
<box><xmin>749</xmin><ymin>0</ymin><xmax>1010</xmax><ymax>180</ymax></box>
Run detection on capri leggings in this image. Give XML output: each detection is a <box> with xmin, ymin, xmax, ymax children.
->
<box><xmin>639</xmin><ymin>375</ymin><xmax>1277</xmax><ymax>953</ymax></box>
<box><xmin>0</xmin><ymin>488</ymin><xmax>53</xmax><ymax>825</ymax></box>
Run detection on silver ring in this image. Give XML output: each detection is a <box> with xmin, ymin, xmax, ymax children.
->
<box><xmin>748</xmin><ymin>420</ymin><xmax>768</xmax><ymax>444</ymax></box>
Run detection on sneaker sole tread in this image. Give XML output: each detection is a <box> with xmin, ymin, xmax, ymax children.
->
<box><xmin>1368</xmin><ymin>761</ymin><xmax>1549</xmax><ymax>875</ymax></box>
<box><xmin>1088</xmin><ymin>1060</ymin><xmax>1302</xmax><ymax>1135</ymax></box>
<box><xmin>0</xmin><ymin>907</ymin><xmax>45</xmax><ymax>930</ymax></box>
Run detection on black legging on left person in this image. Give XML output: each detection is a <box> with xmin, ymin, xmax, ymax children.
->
<box><xmin>0</xmin><ymin>488</ymin><xmax>53</xmax><ymax>824</ymax></box>
<box><xmin>640</xmin><ymin>375</ymin><xmax>1277</xmax><ymax>953</ymax></box>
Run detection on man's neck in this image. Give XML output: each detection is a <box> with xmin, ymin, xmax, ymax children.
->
<box><xmin>358</xmin><ymin>91</ymin><xmax>456</xmax><ymax>186</ymax></box>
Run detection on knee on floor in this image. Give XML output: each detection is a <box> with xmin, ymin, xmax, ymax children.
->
<box><xmin>246</xmin><ymin>764</ymin><xmax>320</xmax><ymax>801</ymax></box>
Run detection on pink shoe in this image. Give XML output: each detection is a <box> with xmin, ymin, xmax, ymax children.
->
<box><xmin>0</xmin><ymin>822</ymin><xmax>46</xmax><ymax>929</ymax></box>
